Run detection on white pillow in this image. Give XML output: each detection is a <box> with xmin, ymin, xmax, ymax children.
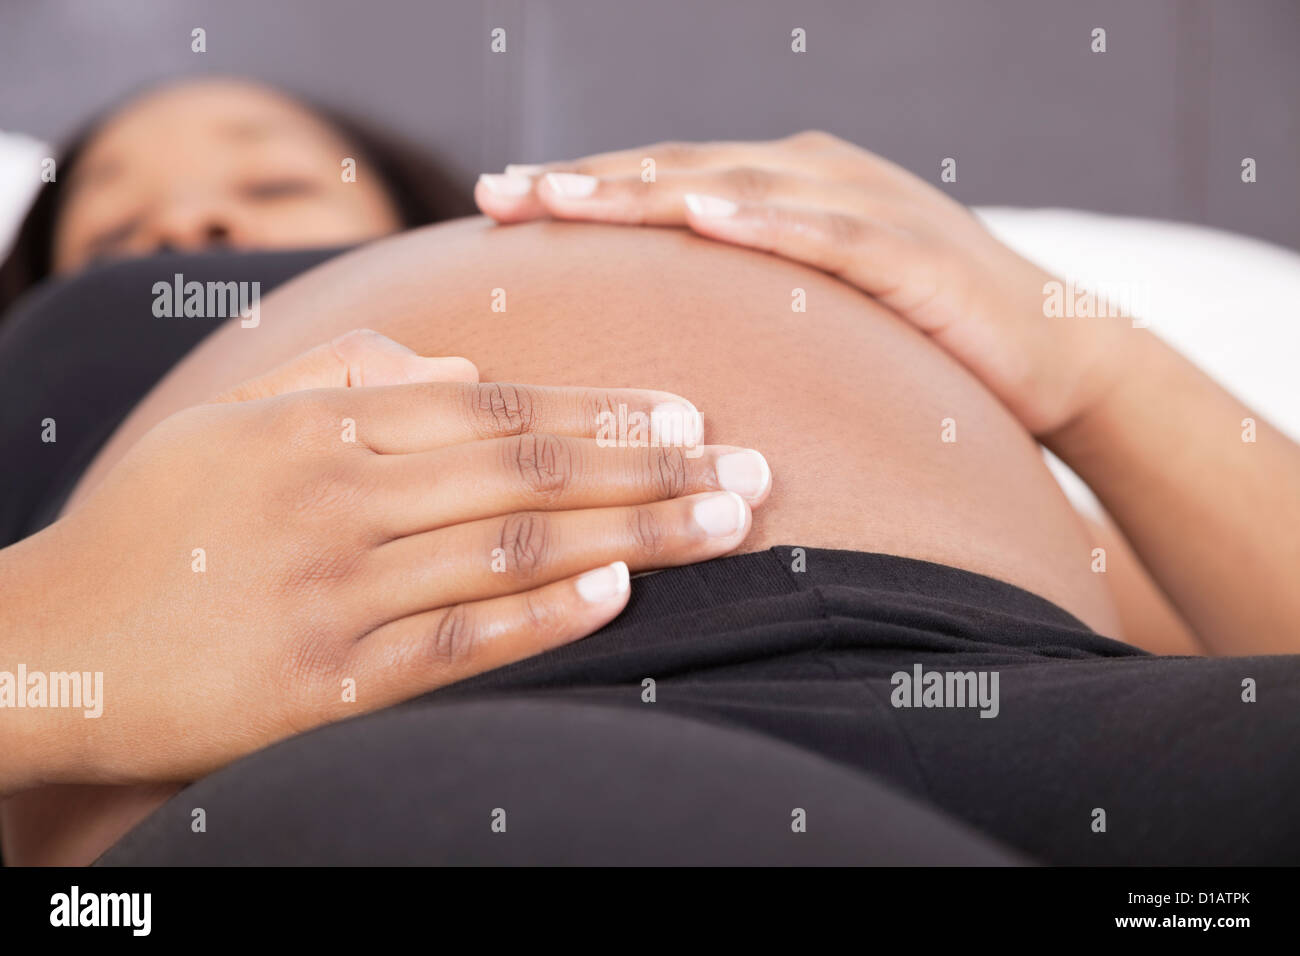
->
<box><xmin>0</xmin><ymin>129</ymin><xmax>48</xmax><ymax>256</ymax></box>
<box><xmin>975</xmin><ymin>206</ymin><xmax>1300</xmax><ymax>514</ymax></box>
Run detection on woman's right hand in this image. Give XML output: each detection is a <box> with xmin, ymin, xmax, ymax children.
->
<box><xmin>0</xmin><ymin>331</ymin><xmax>771</xmax><ymax>793</ymax></box>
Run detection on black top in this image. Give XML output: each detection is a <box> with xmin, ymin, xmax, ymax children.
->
<box><xmin>0</xmin><ymin>247</ymin><xmax>343</xmax><ymax>544</ymax></box>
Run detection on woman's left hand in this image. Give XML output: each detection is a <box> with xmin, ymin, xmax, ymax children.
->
<box><xmin>474</xmin><ymin>132</ymin><xmax>1006</xmax><ymax>341</ymax></box>
<box><xmin>475</xmin><ymin>132</ymin><xmax>1126</xmax><ymax>437</ymax></box>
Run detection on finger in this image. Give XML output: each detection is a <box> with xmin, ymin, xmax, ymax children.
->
<box><xmin>530</xmin><ymin>167</ymin><xmax>859</xmax><ymax>227</ymax></box>
<box><xmin>478</xmin><ymin>140</ymin><xmax>786</xmax><ymax>223</ymax></box>
<box><xmin>368</xmin><ymin>436</ymin><xmax>772</xmax><ymax>538</ymax></box>
<box><xmin>351</xmin><ymin>560</ymin><xmax>631</xmax><ymax>704</ymax></box>
<box><xmin>509</xmin><ymin>139</ymin><xmax>779</xmax><ymax>179</ymax></box>
<box><xmin>475</xmin><ymin>172</ymin><xmax>550</xmax><ymax>223</ymax></box>
<box><xmin>480</xmin><ymin>135</ymin><xmax>862</xmax><ymax>223</ymax></box>
<box><xmin>329</xmin><ymin>382</ymin><xmax>704</xmax><ymax>454</ymax></box>
<box><xmin>361</xmin><ymin>491</ymin><xmax>751</xmax><ymax>623</ymax></box>
<box><xmin>213</xmin><ymin>328</ymin><xmax>479</xmax><ymax>403</ymax></box>
<box><xmin>679</xmin><ymin>196</ymin><xmax>944</xmax><ymax>326</ymax></box>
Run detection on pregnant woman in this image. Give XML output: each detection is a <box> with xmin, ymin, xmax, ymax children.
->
<box><xmin>1</xmin><ymin>78</ymin><xmax>1297</xmax><ymax>866</ymax></box>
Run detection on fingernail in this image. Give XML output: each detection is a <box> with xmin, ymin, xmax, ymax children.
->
<box><xmin>544</xmin><ymin>172</ymin><xmax>598</xmax><ymax>199</ymax></box>
<box><xmin>505</xmin><ymin>164</ymin><xmax>544</xmax><ymax>177</ymax></box>
<box><xmin>693</xmin><ymin>491</ymin><xmax>747</xmax><ymax>538</ymax></box>
<box><xmin>684</xmin><ymin>193</ymin><xmax>738</xmax><ymax>218</ymax></box>
<box><xmin>715</xmin><ymin>450</ymin><xmax>771</xmax><ymax>500</ymax></box>
<box><xmin>478</xmin><ymin>173</ymin><xmax>534</xmax><ymax>197</ymax></box>
<box><xmin>576</xmin><ymin>560</ymin><xmax>631</xmax><ymax>603</ymax></box>
<box><xmin>651</xmin><ymin>401</ymin><xmax>703</xmax><ymax>448</ymax></box>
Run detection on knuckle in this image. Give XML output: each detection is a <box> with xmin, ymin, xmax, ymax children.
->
<box><xmin>327</xmin><ymin>328</ymin><xmax>388</xmax><ymax>377</ymax></box>
<box><xmin>643</xmin><ymin>444</ymin><xmax>688</xmax><ymax>499</ymax></box>
<box><xmin>627</xmin><ymin>505</ymin><xmax>668</xmax><ymax>558</ymax></box>
<box><xmin>330</xmin><ymin>327</ymin><xmax>385</xmax><ymax>355</ymax></box>
<box><xmin>649</xmin><ymin>140</ymin><xmax>700</xmax><ymax>166</ymax></box>
<box><xmin>582</xmin><ymin>390</ymin><xmax>622</xmax><ymax>438</ymax></box>
<box><xmin>723</xmin><ymin>166</ymin><xmax>775</xmax><ymax>200</ymax></box>
<box><xmin>824</xmin><ymin>212</ymin><xmax>867</xmax><ymax>249</ymax></box>
<box><xmin>334</xmin><ymin>327</ymin><xmax>383</xmax><ymax>344</ymax></box>
<box><xmin>498</xmin><ymin>511</ymin><xmax>551</xmax><ymax>578</ymax></box>
<box><xmin>277</xmin><ymin>544</ymin><xmax>367</xmax><ymax>596</ymax></box>
<box><xmin>787</xmin><ymin>129</ymin><xmax>839</xmax><ymax>150</ymax></box>
<box><xmin>521</xmin><ymin>589</ymin><xmax>559</xmax><ymax>637</ymax></box>
<box><xmin>507</xmin><ymin>434</ymin><xmax>573</xmax><ymax>501</ymax></box>
<box><xmin>466</xmin><ymin>383</ymin><xmax>538</xmax><ymax>438</ymax></box>
<box><xmin>274</xmin><ymin>393</ymin><xmax>337</xmax><ymax>449</ymax></box>
<box><xmin>279</xmin><ymin>630</ymin><xmax>353</xmax><ymax>687</ymax></box>
<box><xmin>427</xmin><ymin>604</ymin><xmax>476</xmax><ymax>665</ymax></box>
<box><xmin>282</xmin><ymin>461</ymin><xmax>374</xmax><ymax>521</ymax></box>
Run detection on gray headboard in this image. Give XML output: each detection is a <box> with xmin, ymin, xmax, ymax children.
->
<box><xmin>2</xmin><ymin>0</ymin><xmax>1296</xmax><ymax>249</ymax></box>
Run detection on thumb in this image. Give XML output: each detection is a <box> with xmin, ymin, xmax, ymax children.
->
<box><xmin>212</xmin><ymin>329</ymin><xmax>479</xmax><ymax>403</ymax></box>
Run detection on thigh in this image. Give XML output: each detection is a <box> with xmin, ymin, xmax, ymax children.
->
<box><xmin>96</xmin><ymin>698</ymin><xmax>1025</xmax><ymax>865</ymax></box>
<box><xmin>890</xmin><ymin>653</ymin><xmax>1300</xmax><ymax>864</ymax></box>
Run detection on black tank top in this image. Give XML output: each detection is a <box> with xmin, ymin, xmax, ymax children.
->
<box><xmin>0</xmin><ymin>247</ymin><xmax>344</xmax><ymax>544</ymax></box>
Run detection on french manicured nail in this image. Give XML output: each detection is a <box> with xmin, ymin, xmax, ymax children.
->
<box><xmin>505</xmin><ymin>164</ymin><xmax>544</xmax><ymax>177</ymax></box>
<box><xmin>693</xmin><ymin>492</ymin><xmax>747</xmax><ymax>538</ymax></box>
<box><xmin>545</xmin><ymin>172</ymin><xmax>598</xmax><ymax>199</ymax></box>
<box><xmin>478</xmin><ymin>173</ymin><xmax>533</xmax><ymax>197</ymax></box>
<box><xmin>651</xmin><ymin>401</ymin><xmax>704</xmax><ymax>447</ymax></box>
<box><xmin>716</xmin><ymin>450</ymin><xmax>771</xmax><ymax>500</ymax></box>
<box><xmin>576</xmin><ymin>560</ymin><xmax>631</xmax><ymax>603</ymax></box>
<box><xmin>684</xmin><ymin>193</ymin><xmax>738</xmax><ymax>218</ymax></box>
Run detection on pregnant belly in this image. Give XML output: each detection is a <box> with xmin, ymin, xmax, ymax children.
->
<box><xmin>3</xmin><ymin>218</ymin><xmax>1118</xmax><ymax>867</ymax></box>
<box><xmin>77</xmin><ymin>216</ymin><xmax>1115</xmax><ymax>631</ymax></box>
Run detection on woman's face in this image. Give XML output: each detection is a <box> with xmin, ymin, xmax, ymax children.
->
<box><xmin>53</xmin><ymin>80</ymin><xmax>403</xmax><ymax>273</ymax></box>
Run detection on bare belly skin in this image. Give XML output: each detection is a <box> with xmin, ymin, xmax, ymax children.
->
<box><xmin>2</xmin><ymin>218</ymin><xmax>1121</xmax><ymax>865</ymax></box>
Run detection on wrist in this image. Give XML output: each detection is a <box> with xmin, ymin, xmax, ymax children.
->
<box><xmin>1039</xmin><ymin>322</ymin><xmax>1161</xmax><ymax>458</ymax></box>
<box><xmin>1000</xmin><ymin>262</ymin><xmax>1140</xmax><ymax>437</ymax></box>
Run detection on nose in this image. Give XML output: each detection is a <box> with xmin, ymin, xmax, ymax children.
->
<box><xmin>149</xmin><ymin>199</ymin><xmax>237</xmax><ymax>253</ymax></box>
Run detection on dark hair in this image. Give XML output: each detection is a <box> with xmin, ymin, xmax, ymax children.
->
<box><xmin>0</xmin><ymin>87</ymin><xmax>475</xmax><ymax>317</ymax></box>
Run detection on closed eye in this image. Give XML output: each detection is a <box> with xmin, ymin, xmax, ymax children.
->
<box><xmin>240</xmin><ymin>178</ymin><xmax>321</xmax><ymax>201</ymax></box>
<box><xmin>83</xmin><ymin>215</ymin><xmax>143</xmax><ymax>261</ymax></box>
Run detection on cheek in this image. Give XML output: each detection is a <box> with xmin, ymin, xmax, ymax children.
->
<box><xmin>50</xmin><ymin>206</ymin><xmax>107</xmax><ymax>273</ymax></box>
<box><xmin>51</xmin><ymin>230</ymin><xmax>81</xmax><ymax>274</ymax></box>
<box><xmin>331</xmin><ymin>180</ymin><xmax>405</xmax><ymax>232</ymax></box>
<box><xmin>52</xmin><ymin>220</ymin><xmax>105</xmax><ymax>274</ymax></box>
<box><xmin>250</xmin><ymin>192</ymin><xmax>401</xmax><ymax>246</ymax></box>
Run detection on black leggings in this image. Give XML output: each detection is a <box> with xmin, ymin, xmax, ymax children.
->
<box><xmin>98</xmin><ymin>698</ymin><xmax>1025</xmax><ymax>865</ymax></box>
<box><xmin>99</xmin><ymin>547</ymin><xmax>1300</xmax><ymax>866</ymax></box>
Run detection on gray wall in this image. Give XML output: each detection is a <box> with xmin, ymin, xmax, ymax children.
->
<box><xmin>2</xmin><ymin>0</ymin><xmax>1297</xmax><ymax>248</ymax></box>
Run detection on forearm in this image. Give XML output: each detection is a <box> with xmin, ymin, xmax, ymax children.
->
<box><xmin>0</xmin><ymin>522</ymin><xmax>94</xmax><ymax>795</ymax></box>
<box><xmin>1045</xmin><ymin>328</ymin><xmax>1300</xmax><ymax>655</ymax></box>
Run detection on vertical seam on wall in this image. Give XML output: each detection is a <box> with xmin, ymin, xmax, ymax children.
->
<box><xmin>480</xmin><ymin>0</ymin><xmax>526</xmax><ymax>173</ymax></box>
<box><xmin>1174</xmin><ymin>0</ymin><xmax>1212</xmax><ymax>227</ymax></box>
